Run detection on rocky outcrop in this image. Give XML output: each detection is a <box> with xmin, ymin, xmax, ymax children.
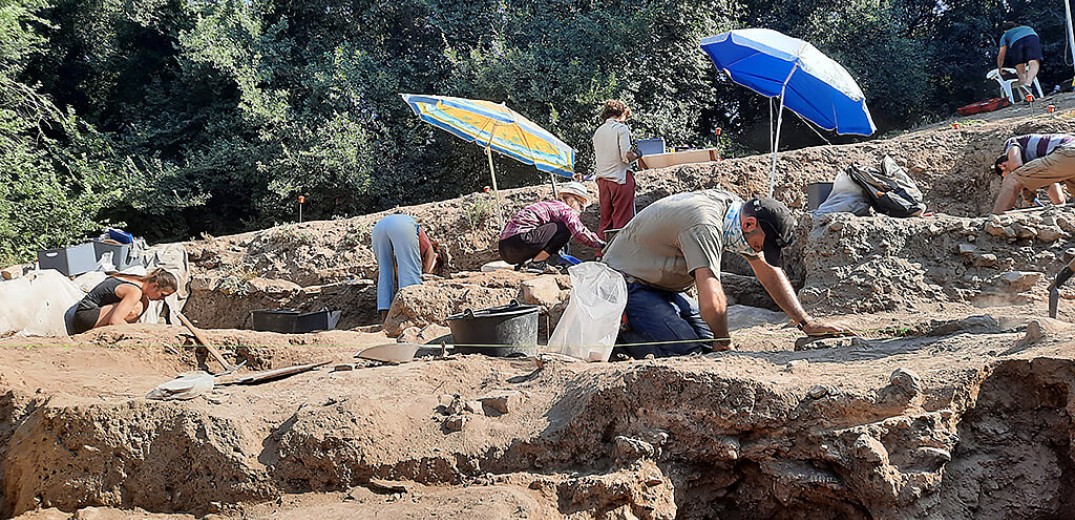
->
<box><xmin>795</xmin><ymin>208</ymin><xmax>1075</xmax><ymax>313</ymax></box>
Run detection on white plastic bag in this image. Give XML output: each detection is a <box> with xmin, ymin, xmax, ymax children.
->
<box><xmin>548</xmin><ymin>262</ymin><xmax>628</xmax><ymax>362</ymax></box>
<box><xmin>815</xmin><ymin>170</ymin><xmax>871</xmax><ymax>216</ymax></box>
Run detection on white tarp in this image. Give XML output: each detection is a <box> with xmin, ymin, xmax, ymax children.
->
<box><xmin>0</xmin><ymin>242</ymin><xmax>190</xmax><ymax>337</ymax></box>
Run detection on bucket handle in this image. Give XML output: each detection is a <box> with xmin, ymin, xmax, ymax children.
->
<box><xmin>461</xmin><ymin>299</ymin><xmax>521</xmax><ymax>318</ymax></box>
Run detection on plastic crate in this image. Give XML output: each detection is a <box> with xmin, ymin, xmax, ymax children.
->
<box><xmin>38</xmin><ymin>243</ymin><xmax>98</xmax><ymax>276</ymax></box>
<box><xmin>92</xmin><ymin>240</ymin><xmax>135</xmax><ymax>271</ymax></box>
<box><xmin>251</xmin><ymin>309</ymin><xmax>341</xmax><ymax>333</ymax></box>
<box><xmin>636</xmin><ymin>138</ymin><xmax>666</xmax><ymax>156</ymax></box>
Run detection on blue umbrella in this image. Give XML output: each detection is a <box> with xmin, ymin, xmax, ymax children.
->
<box><xmin>701</xmin><ymin>29</ymin><xmax>876</xmax><ymax>194</ymax></box>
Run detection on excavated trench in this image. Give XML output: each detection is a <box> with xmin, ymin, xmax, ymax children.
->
<box><xmin>2</xmin><ymin>344</ymin><xmax>1075</xmax><ymax>519</ymax></box>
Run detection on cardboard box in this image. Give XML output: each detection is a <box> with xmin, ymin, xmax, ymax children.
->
<box><xmin>38</xmin><ymin>243</ymin><xmax>98</xmax><ymax>276</ymax></box>
<box><xmin>638</xmin><ymin>148</ymin><xmax>722</xmax><ymax>170</ymax></box>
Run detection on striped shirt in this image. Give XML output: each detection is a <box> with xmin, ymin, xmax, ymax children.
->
<box><xmin>500</xmin><ymin>200</ymin><xmax>603</xmax><ymax>249</ymax></box>
<box><xmin>1004</xmin><ymin>134</ymin><xmax>1075</xmax><ymax>163</ymax></box>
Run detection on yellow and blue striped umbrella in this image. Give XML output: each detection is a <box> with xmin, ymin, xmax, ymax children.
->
<box><xmin>401</xmin><ymin>94</ymin><xmax>575</xmax><ymax>178</ymax></box>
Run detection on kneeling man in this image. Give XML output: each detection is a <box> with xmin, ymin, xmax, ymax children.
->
<box><xmin>602</xmin><ymin>189</ymin><xmax>845</xmax><ymax>358</ymax></box>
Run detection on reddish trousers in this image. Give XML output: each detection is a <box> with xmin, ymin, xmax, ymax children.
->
<box><xmin>597</xmin><ymin>172</ymin><xmax>636</xmax><ymax>240</ymax></box>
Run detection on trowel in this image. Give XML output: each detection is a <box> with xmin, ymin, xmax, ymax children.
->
<box><xmin>356</xmin><ymin>343</ymin><xmax>424</xmax><ymax>363</ymax></box>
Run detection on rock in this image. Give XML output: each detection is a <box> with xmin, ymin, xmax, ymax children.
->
<box><xmin>794</xmin><ymin>335</ymin><xmax>869</xmax><ymax>351</ymax></box>
<box><xmin>999</xmin><ymin>271</ymin><xmax>1043</xmax><ymax>292</ymax></box>
<box><xmin>397</xmin><ymin>327</ymin><xmax>423</xmax><ymax>344</ymax></box>
<box><xmin>957</xmin><ymin>243</ymin><xmax>977</xmax><ymax>255</ymax></box>
<box><xmin>851</xmin><ymin>434</ymin><xmax>889</xmax><ymax>464</ymax></box>
<box><xmin>713</xmin><ymin>436</ymin><xmax>740</xmax><ymax>459</ymax></box>
<box><xmin>478</xmin><ymin>391</ymin><xmax>521</xmax><ymax>415</ymax></box>
<box><xmin>926</xmin><ymin>315</ymin><xmax>1000</xmax><ymax>336</ymax></box>
<box><xmin>1012</xmin><ymin>318</ymin><xmax>1072</xmax><ymax>350</ymax></box>
<box><xmin>612</xmin><ymin>436</ymin><xmax>655</xmax><ymax>461</ymax></box>
<box><xmin>888</xmin><ymin>368</ymin><xmax>922</xmax><ymax>395</ymax></box>
<box><xmin>1064</xmin><ymin>248</ymin><xmax>1075</xmax><ymax>264</ymax></box>
<box><xmin>807</xmin><ymin>385</ymin><xmax>830</xmax><ymax>399</ymax></box>
<box><xmin>984</xmin><ymin>222</ymin><xmax>1012</xmax><ymax>237</ymax></box>
<box><xmin>784</xmin><ymin>360</ymin><xmax>808</xmax><ymax>372</ymax></box>
<box><xmin>384</xmin><ymin>277</ymin><xmax>521</xmax><ymax>336</ymax></box>
<box><xmin>331</xmin><ymin>364</ymin><xmax>354</xmax><ymax>372</ymax></box>
<box><xmin>973</xmin><ymin>253</ymin><xmax>998</xmax><ymax>267</ymax></box>
<box><xmin>73</xmin><ymin>507</ymin><xmax>104</xmax><ymax>520</ymax></box>
<box><xmin>1036</xmin><ymin>226</ymin><xmax>1066</xmax><ymax>243</ymax></box>
<box><xmin>443</xmin><ymin>415</ymin><xmax>467</xmax><ymax>432</ymax></box>
<box><xmin>367</xmin><ymin>479</ymin><xmax>411</xmax><ymax>494</ymax></box>
<box><xmin>517</xmin><ymin>276</ymin><xmax>569</xmax><ymax>310</ymax></box>
<box><xmin>397</xmin><ymin>324</ymin><xmax>451</xmax><ymax>344</ymax></box>
<box><xmin>444</xmin><ymin>394</ymin><xmax>465</xmax><ymax>415</ymax></box>
<box><xmin>1011</xmin><ymin>223</ymin><xmax>1037</xmax><ymax>239</ymax></box>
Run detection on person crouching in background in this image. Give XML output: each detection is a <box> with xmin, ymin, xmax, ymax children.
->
<box><xmin>498</xmin><ymin>182</ymin><xmax>604</xmax><ymax>273</ymax></box>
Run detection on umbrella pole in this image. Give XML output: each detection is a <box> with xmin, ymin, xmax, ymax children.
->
<box><xmin>549</xmin><ymin>173</ymin><xmax>559</xmax><ymax>197</ymax></box>
<box><xmin>770</xmin><ymin>96</ymin><xmax>786</xmax><ymax>197</ymax></box>
<box><xmin>770</xmin><ymin>63</ymin><xmax>798</xmax><ymax>197</ymax></box>
<box><xmin>486</xmin><ymin>147</ymin><xmax>505</xmax><ymax>228</ymax></box>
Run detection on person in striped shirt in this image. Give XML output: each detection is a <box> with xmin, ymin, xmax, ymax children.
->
<box><xmin>498</xmin><ymin>182</ymin><xmax>604</xmax><ymax>271</ymax></box>
<box><xmin>992</xmin><ymin>134</ymin><xmax>1075</xmax><ymax>214</ymax></box>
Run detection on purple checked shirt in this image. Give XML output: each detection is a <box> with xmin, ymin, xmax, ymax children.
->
<box><xmin>500</xmin><ymin>200</ymin><xmax>603</xmax><ymax>250</ymax></box>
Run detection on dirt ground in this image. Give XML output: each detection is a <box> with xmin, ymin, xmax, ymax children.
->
<box><xmin>5</xmin><ymin>95</ymin><xmax>1075</xmax><ymax>519</ymax></box>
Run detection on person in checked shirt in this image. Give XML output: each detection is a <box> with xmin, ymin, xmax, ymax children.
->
<box><xmin>498</xmin><ymin>182</ymin><xmax>604</xmax><ymax>272</ymax></box>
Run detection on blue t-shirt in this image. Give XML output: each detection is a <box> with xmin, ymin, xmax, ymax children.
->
<box><xmin>1000</xmin><ymin>26</ymin><xmax>1037</xmax><ymax>48</ymax></box>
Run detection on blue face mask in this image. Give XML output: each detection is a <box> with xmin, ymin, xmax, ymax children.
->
<box><xmin>722</xmin><ymin>201</ymin><xmax>755</xmax><ymax>255</ymax></box>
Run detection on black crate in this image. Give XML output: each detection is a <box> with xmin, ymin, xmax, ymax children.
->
<box><xmin>38</xmin><ymin>243</ymin><xmax>98</xmax><ymax>276</ymax></box>
<box><xmin>251</xmin><ymin>309</ymin><xmax>341</xmax><ymax>333</ymax></box>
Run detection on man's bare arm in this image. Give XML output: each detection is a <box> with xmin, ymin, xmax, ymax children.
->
<box><xmin>746</xmin><ymin>255</ymin><xmax>847</xmax><ymax>335</ymax></box>
<box><xmin>694</xmin><ymin>267</ymin><xmax>731</xmax><ymax>349</ymax></box>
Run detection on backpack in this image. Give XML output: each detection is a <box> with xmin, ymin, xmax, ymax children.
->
<box><xmin>847</xmin><ymin>156</ymin><xmax>926</xmax><ymax>218</ymax></box>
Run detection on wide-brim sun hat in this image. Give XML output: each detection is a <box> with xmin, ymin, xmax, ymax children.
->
<box><xmin>558</xmin><ymin>181</ymin><xmax>591</xmax><ymax>205</ymax></box>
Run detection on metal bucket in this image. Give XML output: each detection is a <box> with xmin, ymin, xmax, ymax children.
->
<box><xmin>807</xmin><ymin>182</ymin><xmax>834</xmax><ymax>211</ymax></box>
<box><xmin>446</xmin><ymin>300</ymin><xmax>539</xmax><ymax>357</ymax></box>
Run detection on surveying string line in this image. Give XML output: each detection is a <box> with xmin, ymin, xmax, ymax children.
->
<box><xmin>96</xmin><ymin>328</ymin><xmax>917</xmax><ymax>352</ymax></box>
<box><xmin>9</xmin><ymin>324</ymin><xmax>941</xmax><ymax>352</ymax></box>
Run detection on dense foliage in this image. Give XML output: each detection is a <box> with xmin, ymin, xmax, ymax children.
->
<box><xmin>1</xmin><ymin>0</ymin><xmax>1071</xmax><ymax>257</ymax></box>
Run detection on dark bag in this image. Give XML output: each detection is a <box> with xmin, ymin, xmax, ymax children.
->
<box><xmin>847</xmin><ymin>156</ymin><xmax>926</xmax><ymax>218</ymax></box>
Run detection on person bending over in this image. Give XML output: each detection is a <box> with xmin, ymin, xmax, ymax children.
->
<box><xmin>602</xmin><ymin>189</ymin><xmax>846</xmax><ymax>358</ymax></box>
<box><xmin>70</xmin><ymin>269</ymin><xmax>178</xmax><ymax>335</ymax></box>
<box><xmin>997</xmin><ymin>21</ymin><xmax>1043</xmax><ymax>99</ymax></box>
<box><xmin>498</xmin><ymin>182</ymin><xmax>604</xmax><ymax>272</ymax></box>
<box><xmin>991</xmin><ymin>134</ymin><xmax>1075</xmax><ymax>213</ymax></box>
<box><xmin>372</xmin><ymin>213</ymin><xmax>446</xmax><ymax>322</ymax></box>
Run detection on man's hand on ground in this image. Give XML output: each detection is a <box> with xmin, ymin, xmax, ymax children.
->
<box><xmin>802</xmin><ymin>319</ymin><xmax>850</xmax><ymax>337</ymax></box>
<box><xmin>712</xmin><ymin>338</ymin><xmax>734</xmax><ymax>352</ymax></box>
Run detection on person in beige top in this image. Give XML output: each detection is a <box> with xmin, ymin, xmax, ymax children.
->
<box><xmin>602</xmin><ymin>189</ymin><xmax>846</xmax><ymax>358</ymax></box>
<box><xmin>588</xmin><ymin>100</ymin><xmax>642</xmax><ymax>240</ymax></box>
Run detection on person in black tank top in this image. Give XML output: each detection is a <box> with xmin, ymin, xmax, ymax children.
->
<box><xmin>69</xmin><ymin>269</ymin><xmax>179</xmax><ymax>335</ymax></box>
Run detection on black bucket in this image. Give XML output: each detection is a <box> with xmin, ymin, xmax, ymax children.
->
<box><xmin>446</xmin><ymin>300</ymin><xmax>539</xmax><ymax>357</ymax></box>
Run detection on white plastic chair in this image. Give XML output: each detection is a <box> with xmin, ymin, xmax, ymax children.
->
<box><xmin>987</xmin><ymin>68</ymin><xmax>1044</xmax><ymax>103</ymax></box>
